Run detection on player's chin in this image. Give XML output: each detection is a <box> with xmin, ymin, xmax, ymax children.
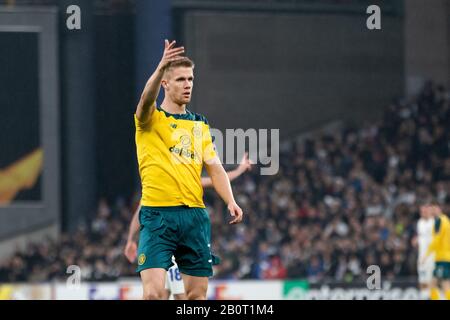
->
<box><xmin>181</xmin><ymin>93</ymin><xmax>191</xmax><ymax>101</ymax></box>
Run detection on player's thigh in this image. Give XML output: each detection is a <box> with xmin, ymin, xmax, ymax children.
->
<box><xmin>141</xmin><ymin>268</ymin><xmax>167</xmax><ymax>300</ymax></box>
<box><xmin>441</xmin><ymin>280</ymin><xmax>450</xmax><ymax>292</ymax></box>
<box><xmin>181</xmin><ymin>273</ymin><xmax>208</xmax><ymax>300</ymax></box>
<box><xmin>431</xmin><ymin>277</ymin><xmax>440</xmax><ymax>288</ymax></box>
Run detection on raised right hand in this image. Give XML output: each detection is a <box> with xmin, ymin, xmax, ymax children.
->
<box><xmin>158</xmin><ymin>40</ymin><xmax>185</xmax><ymax>70</ymax></box>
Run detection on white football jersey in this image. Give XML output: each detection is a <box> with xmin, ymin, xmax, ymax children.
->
<box><xmin>417</xmin><ymin>218</ymin><xmax>434</xmax><ymax>261</ymax></box>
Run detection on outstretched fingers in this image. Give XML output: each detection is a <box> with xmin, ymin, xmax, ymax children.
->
<box><xmin>165</xmin><ymin>39</ymin><xmax>176</xmax><ymax>49</ymax></box>
<box><xmin>166</xmin><ymin>47</ymin><xmax>185</xmax><ymax>57</ymax></box>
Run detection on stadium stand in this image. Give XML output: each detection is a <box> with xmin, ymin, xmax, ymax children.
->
<box><xmin>0</xmin><ymin>81</ymin><xmax>448</xmax><ymax>284</ymax></box>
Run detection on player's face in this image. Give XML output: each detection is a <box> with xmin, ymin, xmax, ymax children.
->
<box><xmin>420</xmin><ymin>205</ymin><xmax>429</xmax><ymax>219</ymax></box>
<box><xmin>164</xmin><ymin>67</ymin><xmax>194</xmax><ymax>106</ymax></box>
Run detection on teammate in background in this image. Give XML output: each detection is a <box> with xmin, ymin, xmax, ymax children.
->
<box><xmin>124</xmin><ymin>154</ymin><xmax>252</xmax><ymax>300</ymax></box>
<box><xmin>412</xmin><ymin>203</ymin><xmax>435</xmax><ymax>299</ymax></box>
<box><xmin>421</xmin><ymin>202</ymin><xmax>450</xmax><ymax>300</ymax></box>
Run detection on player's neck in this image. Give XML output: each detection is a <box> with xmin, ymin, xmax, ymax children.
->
<box><xmin>161</xmin><ymin>100</ymin><xmax>187</xmax><ymax>115</ymax></box>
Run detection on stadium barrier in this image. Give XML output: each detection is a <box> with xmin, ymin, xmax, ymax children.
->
<box><xmin>0</xmin><ymin>279</ymin><xmax>421</xmax><ymax>300</ymax></box>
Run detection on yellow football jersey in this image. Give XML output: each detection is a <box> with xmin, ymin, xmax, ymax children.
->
<box><xmin>135</xmin><ymin>105</ymin><xmax>217</xmax><ymax>208</ymax></box>
<box><xmin>427</xmin><ymin>213</ymin><xmax>450</xmax><ymax>263</ymax></box>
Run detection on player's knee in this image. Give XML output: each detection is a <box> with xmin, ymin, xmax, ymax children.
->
<box><xmin>174</xmin><ymin>293</ymin><xmax>187</xmax><ymax>300</ymax></box>
<box><xmin>143</xmin><ymin>289</ymin><xmax>165</xmax><ymax>300</ymax></box>
<box><xmin>186</xmin><ymin>288</ymin><xmax>207</xmax><ymax>300</ymax></box>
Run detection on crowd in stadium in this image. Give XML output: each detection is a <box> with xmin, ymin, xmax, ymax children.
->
<box><xmin>0</xmin><ymin>81</ymin><xmax>448</xmax><ymax>283</ymax></box>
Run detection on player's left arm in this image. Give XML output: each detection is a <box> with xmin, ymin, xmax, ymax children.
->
<box><xmin>124</xmin><ymin>204</ymin><xmax>141</xmax><ymax>263</ymax></box>
<box><xmin>204</xmin><ymin>159</ymin><xmax>243</xmax><ymax>225</ymax></box>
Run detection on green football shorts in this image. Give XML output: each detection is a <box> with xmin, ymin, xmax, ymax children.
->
<box><xmin>433</xmin><ymin>262</ymin><xmax>450</xmax><ymax>280</ymax></box>
<box><xmin>136</xmin><ymin>206</ymin><xmax>220</xmax><ymax>277</ymax></box>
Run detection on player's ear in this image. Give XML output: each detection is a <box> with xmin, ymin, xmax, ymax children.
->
<box><xmin>162</xmin><ymin>79</ymin><xmax>168</xmax><ymax>90</ymax></box>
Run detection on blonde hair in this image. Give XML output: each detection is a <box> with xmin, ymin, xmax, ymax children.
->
<box><xmin>164</xmin><ymin>57</ymin><xmax>195</xmax><ymax>78</ymax></box>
